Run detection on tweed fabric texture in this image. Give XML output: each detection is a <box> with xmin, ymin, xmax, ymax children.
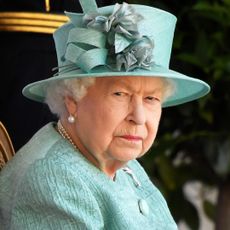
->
<box><xmin>0</xmin><ymin>123</ymin><xmax>177</xmax><ymax>229</ymax></box>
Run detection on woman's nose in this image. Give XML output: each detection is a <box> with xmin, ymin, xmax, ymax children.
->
<box><xmin>126</xmin><ymin>98</ymin><xmax>146</xmax><ymax>125</ymax></box>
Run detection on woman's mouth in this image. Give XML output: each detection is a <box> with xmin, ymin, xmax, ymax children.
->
<box><xmin>120</xmin><ymin>135</ymin><xmax>143</xmax><ymax>141</ymax></box>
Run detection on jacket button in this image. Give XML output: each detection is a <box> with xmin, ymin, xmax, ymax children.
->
<box><xmin>138</xmin><ymin>199</ymin><xmax>149</xmax><ymax>216</ymax></box>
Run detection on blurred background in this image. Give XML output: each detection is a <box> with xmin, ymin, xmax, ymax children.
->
<box><xmin>0</xmin><ymin>0</ymin><xmax>229</xmax><ymax>229</ymax></box>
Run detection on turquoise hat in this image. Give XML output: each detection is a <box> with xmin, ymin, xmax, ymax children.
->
<box><xmin>22</xmin><ymin>0</ymin><xmax>210</xmax><ymax>107</ymax></box>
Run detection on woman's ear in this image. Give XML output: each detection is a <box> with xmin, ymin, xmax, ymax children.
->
<box><xmin>64</xmin><ymin>96</ymin><xmax>78</xmax><ymax>115</ymax></box>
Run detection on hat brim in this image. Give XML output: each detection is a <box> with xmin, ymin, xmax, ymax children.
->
<box><xmin>22</xmin><ymin>64</ymin><xmax>210</xmax><ymax>107</ymax></box>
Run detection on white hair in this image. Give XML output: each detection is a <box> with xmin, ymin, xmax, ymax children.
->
<box><xmin>45</xmin><ymin>77</ymin><xmax>95</xmax><ymax>117</ymax></box>
<box><xmin>162</xmin><ymin>78</ymin><xmax>176</xmax><ymax>103</ymax></box>
<box><xmin>45</xmin><ymin>77</ymin><xmax>175</xmax><ymax>117</ymax></box>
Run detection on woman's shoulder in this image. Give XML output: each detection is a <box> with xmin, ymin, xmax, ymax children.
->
<box><xmin>0</xmin><ymin>121</ymin><xmax>91</xmax><ymax>204</ymax></box>
<box><xmin>10</xmin><ymin>142</ymin><xmax>104</xmax><ymax>229</ymax></box>
<box><xmin>20</xmin><ymin>146</ymin><xmax>90</xmax><ymax>194</ymax></box>
<box><xmin>20</xmin><ymin>136</ymin><xmax>86</xmax><ymax>186</ymax></box>
<box><xmin>16</xmin><ymin>141</ymin><xmax>100</xmax><ymax>211</ymax></box>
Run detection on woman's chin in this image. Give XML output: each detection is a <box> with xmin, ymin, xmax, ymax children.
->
<box><xmin>109</xmin><ymin>148</ymin><xmax>143</xmax><ymax>163</ymax></box>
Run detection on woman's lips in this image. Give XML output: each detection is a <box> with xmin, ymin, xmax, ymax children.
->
<box><xmin>120</xmin><ymin>135</ymin><xmax>143</xmax><ymax>141</ymax></box>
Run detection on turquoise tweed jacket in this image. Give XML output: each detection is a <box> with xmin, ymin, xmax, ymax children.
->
<box><xmin>0</xmin><ymin>123</ymin><xmax>177</xmax><ymax>229</ymax></box>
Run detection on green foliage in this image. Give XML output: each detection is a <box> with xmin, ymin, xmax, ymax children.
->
<box><xmin>129</xmin><ymin>0</ymin><xmax>230</xmax><ymax>228</ymax></box>
<box><xmin>203</xmin><ymin>199</ymin><xmax>216</xmax><ymax>221</ymax></box>
<box><xmin>170</xmin><ymin>189</ymin><xmax>199</xmax><ymax>230</ymax></box>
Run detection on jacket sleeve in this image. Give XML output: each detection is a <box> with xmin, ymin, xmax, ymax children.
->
<box><xmin>11</xmin><ymin>157</ymin><xmax>104</xmax><ymax>230</ymax></box>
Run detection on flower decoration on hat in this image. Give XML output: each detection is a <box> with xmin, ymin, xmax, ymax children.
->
<box><xmin>63</xmin><ymin>3</ymin><xmax>154</xmax><ymax>72</ymax></box>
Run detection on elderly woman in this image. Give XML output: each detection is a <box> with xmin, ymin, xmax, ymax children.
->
<box><xmin>0</xmin><ymin>0</ymin><xmax>210</xmax><ymax>229</ymax></box>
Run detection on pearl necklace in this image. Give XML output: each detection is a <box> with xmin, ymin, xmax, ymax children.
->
<box><xmin>57</xmin><ymin>120</ymin><xmax>78</xmax><ymax>150</ymax></box>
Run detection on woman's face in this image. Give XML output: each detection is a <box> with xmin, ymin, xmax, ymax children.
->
<box><xmin>72</xmin><ymin>76</ymin><xmax>164</xmax><ymax>171</ymax></box>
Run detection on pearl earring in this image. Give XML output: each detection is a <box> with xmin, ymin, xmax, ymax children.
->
<box><xmin>68</xmin><ymin>115</ymin><xmax>75</xmax><ymax>123</ymax></box>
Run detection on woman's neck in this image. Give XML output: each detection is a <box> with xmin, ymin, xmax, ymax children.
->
<box><xmin>58</xmin><ymin>119</ymin><xmax>127</xmax><ymax>180</ymax></box>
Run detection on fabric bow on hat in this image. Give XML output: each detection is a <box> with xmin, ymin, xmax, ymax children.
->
<box><xmin>63</xmin><ymin>2</ymin><xmax>154</xmax><ymax>72</ymax></box>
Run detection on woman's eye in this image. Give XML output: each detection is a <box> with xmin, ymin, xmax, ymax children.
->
<box><xmin>113</xmin><ymin>92</ymin><xmax>126</xmax><ymax>96</ymax></box>
<box><xmin>145</xmin><ymin>96</ymin><xmax>160</xmax><ymax>102</ymax></box>
<box><xmin>113</xmin><ymin>92</ymin><xmax>130</xmax><ymax>101</ymax></box>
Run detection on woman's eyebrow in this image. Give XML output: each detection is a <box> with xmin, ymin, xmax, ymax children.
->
<box><xmin>145</xmin><ymin>88</ymin><xmax>164</xmax><ymax>95</ymax></box>
<box><xmin>114</xmin><ymin>80</ymin><xmax>163</xmax><ymax>94</ymax></box>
